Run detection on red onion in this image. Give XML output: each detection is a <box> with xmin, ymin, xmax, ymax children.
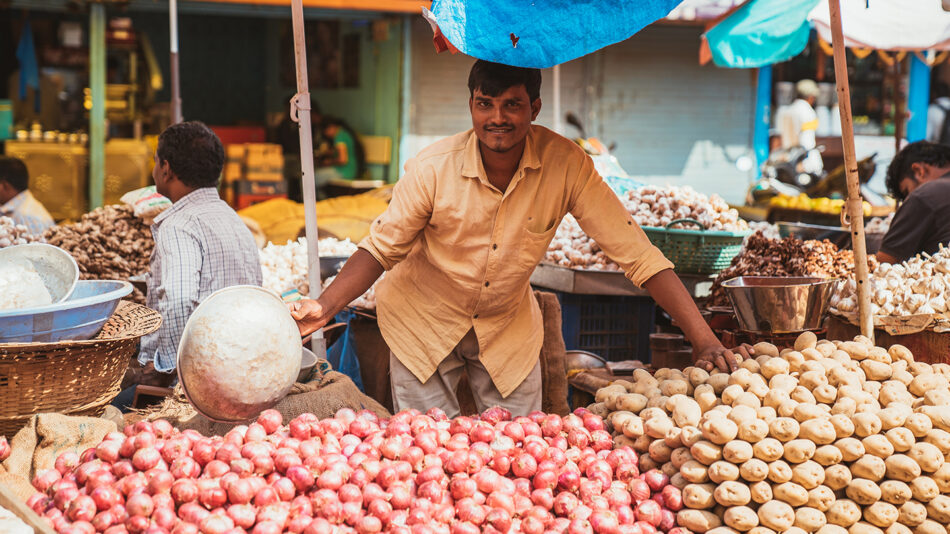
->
<box><xmin>634</xmin><ymin>500</ymin><xmax>662</xmax><ymax>527</ymax></box>
<box><xmin>642</xmin><ymin>470</ymin><xmax>668</xmax><ymax>493</ymax></box>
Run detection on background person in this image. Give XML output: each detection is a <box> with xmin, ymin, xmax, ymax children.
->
<box><xmin>878</xmin><ymin>141</ymin><xmax>950</xmax><ymax>264</ymax></box>
<box><xmin>778</xmin><ymin>79</ymin><xmax>823</xmax><ymax>175</ymax></box>
<box><xmin>317</xmin><ymin>116</ymin><xmax>366</xmax><ymax>182</ymax></box>
<box><xmin>0</xmin><ymin>155</ymin><xmax>54</xmax><ymax>235</ymax></box>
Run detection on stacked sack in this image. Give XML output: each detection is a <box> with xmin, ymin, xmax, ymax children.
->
<box><xmin>589</xmin><ymin>333</ymin><xmax>950</xmax><ymax>534</ymax></box>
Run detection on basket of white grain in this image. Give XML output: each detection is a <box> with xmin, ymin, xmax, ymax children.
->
<box><xmin>589</xmin><ymin>331</ymin><xmax>950</xmax><ymax>534</ymax></box>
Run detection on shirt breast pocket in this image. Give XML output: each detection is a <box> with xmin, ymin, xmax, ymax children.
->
<box><xmin>517</xmin><ymin>224</ymin><xmax>558</xmax><ymax>270</ymax></box>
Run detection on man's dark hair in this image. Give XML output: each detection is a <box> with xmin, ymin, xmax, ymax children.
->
<box><xmin>0</xmin><ymin>156</ymin><xmax>29</xmax><ymax>193</ymax></box>
<box><xmin>157</xmin><ymin>121</ymin><xmax>225</xmax><ymax>188</ymax></box>
<box><xmin>886</xmin><ymin>141</ymin><xmax>950</xmax><ymax>200</ymax></box>
<box><xmin>468</xmin><ymin>60</ymin><xmax>542</xmax><ymax>103</ymax></box>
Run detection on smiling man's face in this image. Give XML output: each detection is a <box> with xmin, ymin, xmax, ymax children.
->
<box><xmin>469</xmin><ymin>85</ymin><xmax>541</xmax><ymax>154</ymax></box>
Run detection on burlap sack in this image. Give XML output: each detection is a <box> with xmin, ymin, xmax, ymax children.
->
<box><xmin>0</xmin><ymin>414</ymin><xmax>116</xmax><ymax>501</ymax></box>
<box><xmin>143</xmin><ymin>370</ymin><xmax>390</xmax><ymax>436</ymax></box>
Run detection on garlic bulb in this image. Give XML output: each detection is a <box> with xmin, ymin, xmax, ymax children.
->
<box><xmin>260</xmin><ymin>237</ymin><xmax>358</xmax><ymax>297</ymax></box>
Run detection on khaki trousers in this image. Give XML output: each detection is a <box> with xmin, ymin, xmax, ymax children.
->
<box><xmin>389</xmin><ymin>328</ymin><xmax>541</xmax><ymax>418</ymax></box>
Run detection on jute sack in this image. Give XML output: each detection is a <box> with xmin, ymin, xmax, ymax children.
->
<box><xmin>0</xmin><ymin>414</ymin><xmax>116</xmax><ymax>501</ymax></box>
<box><xmin>144</xmin><ymin>370</ymin><xmax>390</xmax><ymax>436</ymax></box>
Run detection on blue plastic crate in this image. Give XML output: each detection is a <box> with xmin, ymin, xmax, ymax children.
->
<box><xmin>554</xmin><ymin>292</ymin><xmax>655</xmax><ymax>362</ymax></box>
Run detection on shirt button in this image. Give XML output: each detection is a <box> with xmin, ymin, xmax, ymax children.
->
<box><xmin>474</xmin><ymin>314</ymin><xmax>479</xmax><ymax>319</ymax></box>
<box><xmin>484</xmin><ymin>281</ymin><xmax>490</xmax><ymax>287</ymax></box>
<box><xmin>492</xmin><ymin>244</ymin><xmax>498</xmax><ymax>250</ymax></box>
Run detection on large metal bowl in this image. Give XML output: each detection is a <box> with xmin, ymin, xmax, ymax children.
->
<box><xmin>721</xmin><ymin>276</ymin><xmax>838</xmax><ymax>333</ymax></box>
<box><xmin>177</xmin><ymin>285</ymin><xmax>302</xmax><ymax>422</ymax></box>
<box><xmin>0</xmin><ymin>243</ymin><xmax>79</xmax><ymax>303</ymax></box>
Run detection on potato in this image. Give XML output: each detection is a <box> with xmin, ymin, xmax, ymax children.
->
<box><xmin>793</xmin><ymin>404</ymin><xmax>826</xmax><ymax>424</ymax></box>
<box><xmin>924</xmin><ymin>389</ymin><xmax>950</xmax><ymax>407</ymax></box>
<box><xmin>671</xmin><ymin>447</ymin><xmax>693</xmax><ymax>469</ymax></box>
<box><xmin>878</xmin><ymin>408</ymin><xmax>909</xmax><ymax>431</ymax></box>
<box><xmin>677</xmin><ymin>509</ymin><xmax>722</xmax><ymax>532</ymax></box>
<box><xmin>813</xmin><ymin>445</ymin><xmax>843</xmax><ymax>466</ymax></box>
<box><xmin>660</xmin><ymin>379</ymin><xmax>690</xmax><ymax>397</ymax></box>
<box><xmin>884</xmin><ymin>454</ymin><xmax>922</xmax><ymax>483</ymax></box>
<box><xmin>724</xmin><ymin>505</ymin><xmax>759</xmax><ymax>531</ymax></box>
<box><xmin>794</xmin><ymin>506</ymin><xmax>826</xmax><ymax>533</ymax></box>
<box><xmin>831</xmin><ymin>398</ymin><xmax>857</xmax><ymax>418</ymax></box>
<box><xmin>851</xmin><ymin>454</ymin><xmax>887</xmax><ymax>482</ymax></box>
<box><xmin>826</xmin><ymin>499</ymin><xmax>862</xmax><ymax>527</ymax></box>
<box><xmin>932</xmin><ymin>462</ymin><xmax>950</xmax><ymax>494</ymax></box>
<box><xmin>908</xmin><ymin>442</ymin><xmax>944</xmax><ymax>473</ymax></box>
<box><xmin>923</xmin><ymin>428</ymin><xmax>950</xmax><ymax>454</ymax></box>
<box><xmin>616</xmin><ymin>393</ymin><xmax>649</xmax><ymax>414</ymax></box>
<box><xmin>864</xmin><ymin>502</ymin><xmax>899</xmax><ymax>528</ymax></box>
<box><xmin>888</xmin><ymin>344</ymin><xmax>913</xmax><ymax>363</ymax></box>
<box><xmin>925</xmin><ymin>494</ymin><xmax>950</xmax><ymax>524</ymax></box>
<box><xmin>683</xmin><ymin>483</ymin><xmax>717</xmax><ymax>509</ymax></box>
<box><xmin>910</xmin><ymin>374</ymin><xmax>949</xmax><ymax>398</ymax></box>
<box><xmin>795</xmin><ymin>331</ymin><xmax>818</xmax><ymax>351</ymax></box>
<box><xmin>680</xmin><ymin>425</ymin><xmax>703</xmax><ymax>447</ymax></box>
<box><xmin>691</xmin><ymin>440</ymin><xmax>724</xmax><ymax>466</ymax></box>
<box><xmin>755</xmin><ymin>406</ymin><xmax>777</xmax><ymax>423</ymax></box>
<box><xmin>784</xmin><ymin>351</ymin><xmax>806</xmax><ymax>373</ymax></box>
<box><xmin>840</xmin><ymin>341</ymin><xmax>868</xmax><ymax>360</ymax></box>
<box><xmin>847</xmin><ymin>522</ymin><xmax>883</xmax><ymax>534</ymax></box>
<box><xmin>722</xmin><ymin>441</ymin><xmax>754</xmax><ymax>464</ymax></box>
<box><xmin>911</xmin><ymin>520</ymin><xmax>945</xmax><ymax>534</ymax></box>
<box><xmin>621</xmin><ymin>416</ymin><xmax>645</xmax><ymax>439</ymax></box>
<box><xmin>834</xmin><ymin>437</ymin><xmax>865</xmax><ymax>462</ymax></box>
<box><xmin>633</xmin><ymin>434</ymin><xmax>653</xmax><ymax>453</ymax></box>
<box><xmin>754</xmin><ymin>438</ymin><xmax>784</xmax><ymax>462</ymax></box>
<box><xmin>662</xmin><ymin>461</ymin><xmax>679</xmax><ymax>479</ymax></box>
<box><xmin>808</xmin><ymin>485</ymin><xmax>836</xmax><ymax>512</ymax></box>
<box><xmin>671</xmin><ymin>472</ymin><xmax>688</xmax><ymax>489</ymax></box>
<box><xmin>813</xmin><ymin>384</ymin><xmax>838</xmax><ymax>404</ymax></box>
<box><xmin>768</xmin><ymin>460</ymin><xmax>793</xmax><ymax>484</ymax></box>
<box><xmin>714</xmin><ymin>481</ymin><xmax>751</xmax><ymax>507</ymax></box>
<box><xmin>707</xmin><ymin>373</ymin><xmax>731</xmax><ymax>395</ymax></box>
<box><xmin>884</xmin><ymin>522</ymin><xmax>912</xmax><ymax>534</ymax></box>
<box><xmin>769</xmin><ymin>417</ymin><xmax>800</xmax><ymax>442</ymax></box>
<box><xmin>902</xmin><ymin>416</ymin><xmax>931</xmax><ymax>444</ymax></box>
<box><xmin>898</xmin><ymin>500</ymin><xmax>927</xmax><ymax>526</ymax></box>
<box><xmin>816</xmin><ymin>526</ymin><xmax>848</xmax><ymax>534</ymax></box>
<box><xmin>758</xmin><ymin>500</ymin><xmax>795</xmax><ymax>531</ymax></box>
<box><xmin>791</xmin><ymin>386</ymin><xmax>818</xmax><ymax>405</ymax></box>
<box><xmin>866</xmin><ymin>346</ymin><xmax>892</xmax><ymax>364</ymax></box>
<box><xmin>857</xmin><ymin>433</ymin><xmax>891</xmax><ymax>457</ymax></box>
<box><xmin>701</xmin><ymin>417</ymin><xmax>739</xmax><ymax>445</ymax></box>
<box><xmin>764</xmin><ymin>389</ymin><xmax>790</xmax><ymax>410</ymax></box>
<box><xmin>852</xmin><ymin>413</ymin><xmax>883</xmax><ymax>438</ymax></box>
<box><xmin>909</xmin><ymin>476</ymin><xmax>939</xmax><ymax>503</ymax></box>
<box><xmin>649</xmin><ymin>439</ymin><xmax>674</xmax><ymax>463</ymax></box>
<box><xmin>595</xmin><ymin>384</ymin><xmax>626</xmax><ymax>404</ymax></box>
<box><xmin>639</xmin><ymin>455</ymin><xmax>658</xmax><ymax>471</ymax></box>
<box><xmin>773</xmin><ymin>482</ymin><xmax>809</xmax><ymax>506</ymax></box>
<box><xmin>681</xmin><ymin>460</ymin><xmax>711</xmax><ymax>484</ymax></box>
<box><xmin>664</xmin><ymin>426</ymin><xmax>684</xmax><ymax>448</ymax></box>
<box><xmin>862</xmin><ymin>359</ymin><xmax>893</xmax><ymax>381</ymax></box>
<box><xmin>739</xmin><ymin>458</ymin><xmax>769</xmax><ymax>482</ymax></box>
<box><xmin>824</xmin><ymin>464</ymin><xmax>852</xmax><ymax>491</ymax></box>
<box><xmin>644</xmin><ymin>414</ymin><xmax>674</xmax><ymax>439</ymax></box>
<box><xmin>728</xmin><ymin>405</ymin><xmax>757</xmax><ymax>424</ymax></box>
<box><xmin>880</xmin><ymin>480</ymin><xmax>912</xmax><ymax>506</ymax></box>
<box><xmin>784</xmin><ymin>439</ymin><xmax>817</xmax><ymax>464</ymax></box>
<box><xmin>686</xmin><ymin>367</ymin><xmax>711</xmax><ymax>387</ymax></box>
<box><xmin>708</xmin><ymin>461</ymin><xmax>740</xmax><ymax>484</ymax></box>
<box><xmin>830</xmin><ymin>414</ymin><xmax>855</xmax><ymax>438</ymax></box>
<box><xmin>748</xmin><ymin>480</ymin><xmax>772</xmax><ymax>505</ymax></box>
<box><xmin>754</xmin><ymin>342</ymin><xmax>779</xmax><ymax>358</ymax></box>
<box><xmin>770</xmin><ymin>374</ymin><xmax>798</xmax><ymax>393</ymax></box>
<box><xmin>791</xmin><ymin>461</ymin><xmax>825</xmax><ymax>490</ymax></box>
<box><xmin>846</xmin><ymin>477</ymin><xmax>882</xmax><ymax>505</ymax></box>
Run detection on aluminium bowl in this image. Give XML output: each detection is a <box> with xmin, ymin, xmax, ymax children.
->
<box><xmin>722</xmin><ymin>276</ymin><xmax>838</xmax><ymax>333</ymax></box>
<box><xmin>0</xmin><ymin>243</ymin><xmax>79</xmax><ymax>303</ymax></box>
<box><xmin>177</xmin><ymin>285</ymin><xmax>302</xmax><ymax>422</ymax></box>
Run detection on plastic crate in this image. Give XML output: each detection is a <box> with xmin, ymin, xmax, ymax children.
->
<box><xmin>554</xmin><ymin>292</ymin><xmax>655</xmax><ymax>362</ymax></box>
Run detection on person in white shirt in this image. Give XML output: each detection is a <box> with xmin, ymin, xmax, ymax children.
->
<box><xmin>926</xmin><ymin>82</ymin><xmax>950</xmax><ymax>144</ymax></box>
<box><xmin>0</xmin><ymin>156</ymin><xmax>54</xmax><ymax>236</ymax></box>
<box><xmin>778</xmin><ymin>79</ymin><xmax>823</xmax><ymax>175</ymax></box>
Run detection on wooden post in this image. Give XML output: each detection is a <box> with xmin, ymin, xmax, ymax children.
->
<box><xmin>290</xmin><ymin>0</ymin><xmax>327</xmax><ymax>358</ymax></box>
<box><xmin>88</xmin><ymin>2</ymin><xmax>106</xmax><ymax>210</ymax></box>
<box><xmin>828</xmin><ymin>0</ymin><xmax>874</xmax><ymax>341</ymax></box>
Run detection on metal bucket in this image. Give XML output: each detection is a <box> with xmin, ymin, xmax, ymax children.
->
<box><xmin>721</xmin><ymin>276</ymin><xmax>839</xmax><ymax>333</ymax></box>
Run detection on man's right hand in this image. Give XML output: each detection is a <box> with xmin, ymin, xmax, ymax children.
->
<box><xmin>289</xmin><ymin>299</ymin><xmax>330</xmax><ymax>337</ymax></box>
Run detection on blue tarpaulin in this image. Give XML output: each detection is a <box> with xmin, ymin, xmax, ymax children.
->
<box><xmin>15</xmin><ymin>19</ymin><xmax>40</xmax><ymax>107</ymax></box>
<box><xmin>326</xmin><ymin>310</ymin><xmax>365</xmax><ymax>392</ymax></box>
<box><xmin>428</xmin><ymin>0</ymin><xmax>683</xmax><ymax>69</ymax></box>
<box><xmin>705</xmin><ymin>0</ymin><xmax>819</xmax><ymax>69</ymax></box>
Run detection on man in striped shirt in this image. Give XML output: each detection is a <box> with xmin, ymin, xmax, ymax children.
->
<box><xmin>136</xmin><ymin>121</ymin><xmax>262</xmax><ymax>385</ymax></box>
<box><xmin>0</xmin><ymin>156</ymin><xmax>54</xmax><ymax>236</ymax></box>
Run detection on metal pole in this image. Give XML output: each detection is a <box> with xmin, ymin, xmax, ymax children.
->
<box><xmin>290</xmin><ymin>0</ymin><xmax>326</xmax><ymax>357</ymax></box>
<box><xmin>89</xmin><ymin>2</ymin><xmax>106</xmax><ymax>210</ymax></box>
<box><xmin>828</xmin><ymin>0</ymin><xmax>873</xmax><ymax>341</ymax></box>
<box><xmin>553</xmin><ymin>64</ymin><xmax>563</xmax><ymax>134</ymax></box>
<box><xmin>170</xmin><ymin>0</ymin><xmax>182</xmax><ymax>124</ymax></box>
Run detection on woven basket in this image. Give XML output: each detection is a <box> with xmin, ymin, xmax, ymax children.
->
<box><xmin>641</xmin><ymin>218</ymin><xmax>751</xmax><ymax>275</ymax></box>
<box><xmin>0</xmin><ymin>301</ymin><xmax>161</xmax><ymax>437</ymax></box>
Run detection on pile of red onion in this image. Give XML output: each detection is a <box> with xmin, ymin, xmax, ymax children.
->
<box><xmin>29</xmin><ymin>407</ymin><xmax>683</xmax><ymax>534</ymax></box>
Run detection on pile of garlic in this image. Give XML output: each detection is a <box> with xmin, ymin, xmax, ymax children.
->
<box><xmin>260</xmin><ymin>237</ymin><xmax>358</xmax><ymax>297</ymax></box>
<box><xmin>0</xmin><ymin>216</ymin><xmax>40</xmax><ymax>248</ymax></box>
<box><xmin>622</xmin><ymin>185</ymin><xmax>748</xmax><ymax>232</ymax></box>
<box><xmin>323</xmin><ymin>273</ymin><xmax>382</xmax><ymax>311</ymax></box>
<box><xmin>545</xmin><ymin>214</ymin><xmax>620</xmax><ymax>271</ymax></box>
<box><xmin>865</xmin><ymin>214</ymin><xmax>894</xmax><ymax>235</ymax></box>
<box><xmin>832</xmin><ymin>245</ymin><xmax>950</xmax><ymax>318</ymax></box>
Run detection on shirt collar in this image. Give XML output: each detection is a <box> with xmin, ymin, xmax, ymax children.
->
<box><xmin>461</xmin><ymin>126</ymin><xmax>543</xmax><ymax>181</ymax></box>
<box><xmin>154</xmin><ymin>187</ymin><xmax>220</xmax><ymax>224</ymax></box>
<box><xmin>0</xmin><ymin>190</ymin><xmax>30</xmax><ymax>215</ymax></box>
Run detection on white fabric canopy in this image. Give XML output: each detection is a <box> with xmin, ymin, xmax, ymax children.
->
<box><xmin>809</xmin><ymin>0</ymin><xmax>950</xmax><ymax>51</ymax></box>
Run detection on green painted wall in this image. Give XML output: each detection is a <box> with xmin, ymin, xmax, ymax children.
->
<box><xmin>265</xmin><ymin>18</ymin><xmax>403</xmax><ymax>182</ymax></box>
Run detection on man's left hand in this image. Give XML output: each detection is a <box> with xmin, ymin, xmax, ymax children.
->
<box><xmin>693</xmin><ymin>343</ymin><xmax>754</xmax><ymax>373</ymax></box>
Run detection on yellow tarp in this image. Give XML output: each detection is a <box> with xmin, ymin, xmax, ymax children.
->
<box><xmin>239</xmin><ymin>186</ymin><xmax>392</xmax><ymax>244</ymax></box>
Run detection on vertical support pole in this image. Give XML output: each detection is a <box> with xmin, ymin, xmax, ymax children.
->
<box><xmin>291</xmin><ymin>0</ymin><xmax>326</xmax><ymax>357</ymax></box>
<box><xmin>552</xmin><ymin>64</ymin><xmax>563</xmax><ymax>134</ymax></box>
<box><xmin>907</xmin><ymin>54</ymin><xmax>931</xmax><ymax>143</ymax></box>
<box><xmin>89</xmin><ymin>2</ymin><xmax>106</xmax><ymax>210</ymax></box>
<box><xmin>753</xmin><ymin>65</ymin><xmax>772</xmax><ymax>179</ymax></box>
<box><xmin>170</xmin><ymin>0</ymin><xmax>182</xmax><ymax>124</ymax></box>
<box><xmin>828</xmin><ymin>0</ymin><xmax>873</xmax><ymax>341</ymax></box>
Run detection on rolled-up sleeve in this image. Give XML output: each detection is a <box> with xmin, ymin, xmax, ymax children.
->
<box><xmin>358</xmin><ymin>158</ymin><xmax>434</xmax><ymax>270</ymax></box>
<box><xmin>568</xmin><ymin>156</ymin><xmax>673</xmax><ymax>287</ymax></box>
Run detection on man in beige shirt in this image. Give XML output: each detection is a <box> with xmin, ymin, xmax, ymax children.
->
<box><xmin>293</xmin><ymin>60</ymin><xmax>746</xmax><ymax>416</ymax></box>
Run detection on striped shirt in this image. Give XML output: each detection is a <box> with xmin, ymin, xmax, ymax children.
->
<box><xmin>140</xmin><ymin>187</ymin><xmax>262</xmax><ymax>372</ymax></box>
<box><xmin>0</xmin><ymin>190</ymin><xmax>54</xmax><ymax>236</ymax></box>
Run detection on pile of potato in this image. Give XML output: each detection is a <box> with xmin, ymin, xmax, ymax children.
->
<box><xmin>589</xmin><ymin>333</ymin><xmax>950</xmax><ymax>534</ymax></box>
